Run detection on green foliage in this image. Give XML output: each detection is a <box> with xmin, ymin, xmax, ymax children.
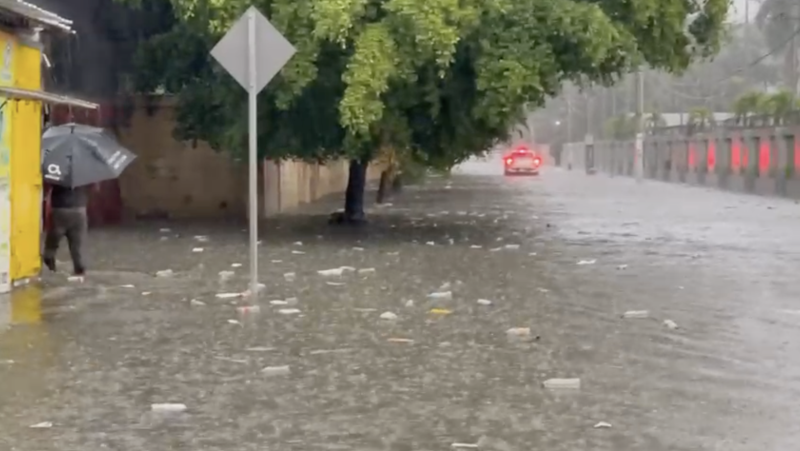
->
<box><xmin>732</xmin><ymin>89</ymin><xmax>800</xmax><ymax>126</ymax></box>
<box><xmin>117</xmin><ymin>0</ymin><xmax>730</xmax><ymax>167</ymax></box>
<box><xmin>687</xmin><ymin>107</ymin><xmax>715</xmax><ymax>134</ymax></box>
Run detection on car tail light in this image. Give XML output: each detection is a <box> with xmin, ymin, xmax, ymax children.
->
<box><xmin>505</xmin><ymin>157</ymin><xmax>513</xmax><ymax>166</ymax></box>
<box><xmin>533</xmin><ymin>157</ymin><xmax>541</xmax><ymax>166</ymax></box>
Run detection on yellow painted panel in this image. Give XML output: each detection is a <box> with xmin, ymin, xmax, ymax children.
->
<box><xmin>10</xmin><ymin>43</ymin><xmax>41</xmax><ymax>281</ymax></box>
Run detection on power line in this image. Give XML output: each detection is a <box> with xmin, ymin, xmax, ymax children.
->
<box><xmin>716</xmin><ymin>26</ymin><xmax>800</xmax><ymax>84</ymax></box>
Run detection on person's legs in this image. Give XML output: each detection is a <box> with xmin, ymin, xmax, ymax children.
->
<box><xmin>43</xmin><ymin>209</ymin><xmax>68</xmax><ymax>271</ymax></box>
<box><xmin>63</xmin><ymin>208</ymin><xmax>88</xmax><ymax>275</ymax></box>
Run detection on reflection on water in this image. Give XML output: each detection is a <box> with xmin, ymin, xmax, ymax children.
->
<box><xmin>0</xmin><ymin>284</ymin><xmax>56</xmax><ymax>412</ymax></box>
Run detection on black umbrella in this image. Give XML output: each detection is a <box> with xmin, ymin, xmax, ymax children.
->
<box><xmin>42</xmin><ymin>123</ymin><xmax>136</xmax><ymax>187</ymax></box>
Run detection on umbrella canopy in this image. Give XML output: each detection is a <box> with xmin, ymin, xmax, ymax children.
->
<box><xmin>42</xmin><ymin>123</ymin><xmax>136</xmax><ymax>188</ymax></box>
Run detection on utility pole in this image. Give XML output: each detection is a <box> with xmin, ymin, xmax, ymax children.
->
<box><xmin>634</xmin><ymin>69</ymin><xmax>644</xmax><ymax>182</ymax></box>
<box><xmin>793</xmin><ymin>2</ymin><xmax>800</xmax><ymax>96</ymax></box>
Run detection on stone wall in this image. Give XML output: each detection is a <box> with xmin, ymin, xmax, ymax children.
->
<box><xmin>561</xmin><ymin>128</ymin><xmax>800</xmax><ymax>199</ymax></box>
<box><xmin>114</xmin><ymin>97</ymin><xmax>380</xmax><ymax>219</ymax></box>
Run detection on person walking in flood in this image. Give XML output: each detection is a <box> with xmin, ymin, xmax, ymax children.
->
<box><xmin>42</xmin><ymin>183</ymin><xmax>89</xmax><ymax>275</ymax></box>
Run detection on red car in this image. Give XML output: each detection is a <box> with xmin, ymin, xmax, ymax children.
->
<box><xmin>503</xmin><ymin>146</ymin><xmax>542</xmax><ymax>176</ymax></box>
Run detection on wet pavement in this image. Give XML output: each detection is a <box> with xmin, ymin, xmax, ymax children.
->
<box><xmin>2</xmin><ymin>158</ymin><xmax>800</xmax><ymax>450</ymax></box>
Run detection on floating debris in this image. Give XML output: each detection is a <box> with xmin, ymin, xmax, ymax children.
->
<box><xmin>358</xmin><ymin>267</ymin><xmax>376</xmax><ymax>275</ymax></box>
<box><xmin>622</xmin><ymin>310</ymin><xmax>649</xmax><ymax>319</ymax></box>
<box><xmin>542</xmin><ymin>378</ymin><xmax>581</xmax><ymax>389</ymax></box>
<box><xmin>29</xmin><ymin>422</ymin><xmax>53</xmax><ymax>429</ymax></box>
<box><xmin>379</xmin><ymin>311</ymin><xmax>398</xmax><ymax>320</ymax></box>
<box><xmin>194</xmin><ymin>235</ymin><xmax>209</xmax><ymax>242</ymax></box>
<box><xmin>451</xmin><ymin>444</ymin><xmax>478</xmax><ymax>449</ymax></box>
<box><xmin>245</xmin><ymin>347</ymin><xmax>274</xmax><ymax>352</ymax></box>
<box><xmin>192</xmin><ymin>247</ymin><xmax>204</xmax><ymax>253</ymax></box>
<box><xmin>426</xmin><ymin>241</ymin><xmax>435</xmax><ymax>246</ymax></box>
<box><xmin>216</xmin><ymin>292</ymin><xmax>243</xmax><ymax>299</ymax></box>
<box><xmin>663</xmin><ymin>319</ymin><xmax>679</xmax><ymax>329</ymax></box>
<box><xmin>293</xmin><ymin>241</ymin><xmax>303</xmax><ymax>246</ymax></box>
<box><xmin>291</xmin><ymin>250</ymin><xmax>305</xmax><ymax>255</ymax></box>
<box><xmin>227</xmin><ymin>319</ymin><xmax>241</xmax><ymax>325</ymax></box>
<box><xmin>278</xmin><ymin>308</ymin><xmax>301</xmax><ymax>315</ymax></box>
<box><xmin>326</xmin><ymin>281</ymin><xmax>345</xmax><ymax>286</ymax></box>
<box><xmin>151</xmin><ymin>403</ymin><xmax>187</xmax><ymax>413</ymax></box>
<box><xmin>67</xmin><ymin>275</ymin><xmax>84</xmax><ymax>282</ymax></box>
<box><xmin>477</xmin><ymin>299</ymin><xmax>492</xmax><ymax>306</ymax></box>
<box><xmin>190</xmin><ymin>299</ymin><xmax>206</xmax><ymax>307</ymax></box>
<box><xmin>387</xmin><ymin>338</ymin><xmax>414</xmax><ymax>343</ymax></box>
<box><xmin>120</xmin><ymin>284</ymin><xmax>135</xmax><ymax>288</ymax></box>
<box><xmin>261</xmin><ymin>365</ymin><xmax>291</xmax><ymax>377</ymax></box>
<box><xmin>504</xmin><ymin>244</ymin><xmax>520</xmax><ymax>250</ymax></box>
<box><xmin>155</xmin><ymin>269</ymin><xmax>173</xmax><ymax>278</ymax></box>
<box><xmin>469</xmin><ymin>245</ymin><xmax>483</xmax><ymax>249</ymax></box>
<box><xmin>269</xmin><ymin>300</ymin><xmax>288</xmax><ymax>305</ymax></box>
<box><xmin>231</xmin><ymin>263</ymin><xmax>242</xmax><ymax>268</ymax></box>
<box><xmin>284</xmin><ymin>272</ymin><xmax>296</xmax><ymax>281</ymax></box>
<box><xmin>141</xmin><ymin>292</ymin><xmax>152</xmax><ymax>296</ymax></box>
<box><xmin>404</xmin><ymin>299</ymin><xmax>415</xmax><ymax>308</ymax></box>
<box><xmin>506</xmin><ymin>327</ymin><xmax>531</xmax><ymax>337</ymax></box>
<box><xmin>318</xmin><ymin>267</ymin><xmax>345</xmax><ymax>277</ymax></box>
<box><xmin>429</xmin><ymin>308</ymin><xmax>452</xmax><ymax>315</ymax></box>
<box><xmin>577</xmin><ymin>259</ymin><xmax>597</xmax><ymax>265</ymax></box>
<box><xmin>594</xmin><ymin>421</ymin><xmax>612</xmax><ymax>429</ymax></box>
<box><xmin>427</xmin><ymin>291</ymin><xmax>452</xmax><ymax>300</ymax></box>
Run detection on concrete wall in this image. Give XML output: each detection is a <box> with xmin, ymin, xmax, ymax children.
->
<box><xmin>561</xmin><ymin>128</ymin><xmax>800</xmax><ymax>199</ymax></box>
<box><xmin>115</xmin><ymin>98</ymin><xmax>380</xmax><ymax>219</ymax></box>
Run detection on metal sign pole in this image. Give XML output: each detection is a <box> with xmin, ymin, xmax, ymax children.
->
<box><xmin>247</xmin><ymin>9</ymin><xmax>259</xmax><ymax>298</ymax></box>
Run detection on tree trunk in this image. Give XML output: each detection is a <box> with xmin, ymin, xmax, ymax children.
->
<box><xmin>343</xmin><ymin>159</ymin><xmax>368</xmax><ymax>223</ymax></box>
<box><xmin>376</xmin><ymin>169</ymin><xmax>390</xmax><ymax>204</ymax></box>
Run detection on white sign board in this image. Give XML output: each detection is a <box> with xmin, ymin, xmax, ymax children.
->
<box><xmin>210</xmin><ymin>6</ymin><xmax>296</xmax><ymax>94</ymax></box>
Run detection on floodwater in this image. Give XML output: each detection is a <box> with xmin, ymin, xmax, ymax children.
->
<box><xmin>1</xmin><ymin>159</ymin><xmax>799</xmax><ymax>450</ymax></box>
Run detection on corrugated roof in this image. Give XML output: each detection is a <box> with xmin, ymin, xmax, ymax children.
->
<box><xmin>0</xmin><ymin>0</ymin><xmax>72</xmax><ymax>33</ymax></box>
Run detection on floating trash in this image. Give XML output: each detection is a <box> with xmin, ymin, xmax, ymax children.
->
<box><xmin>278</xmin><ymin>308</ymin><xmax>301</xmax><ymax>315</ymax></box>
<box><xmin>216</xmin><ymin>292</ymin><xmax>243</xmax><ymax>299</ymax></box>
<box><xmin>155</xmin><ymin>269</ymin><xmax>173</xmax><ymax>277</ymax></box>
<box><xmin>379</xmin><ymin>311</ymin><xmax>398</xmax><ymax>320</ymax></box>
<box><xmin>427</xmin><ymin>291</ymin><xmax>452</xmax><ymax>300</ymax></box>
<box><xmin>477</xmin><ymin>299</ymin><xmax>492</xmax><ymax>306</ymax></box>
<box><xmin>192</xmin><ymin>247</ymin><xmax>204</xmax><ymax>253</ymax></box>
<box><xmin>151</xmin><ymin>403</ymin><xmax>187</xmax><ymax>413</ymax></box>
<box><xmin>358</xmin><ymin>268</ymin><xmax>376</xmax><ymax>275</ymax></box>
<box><xmin>577</xmin><ymin>259</ymin><xmax>597</xmax><ymax>265</ymax></box>
<box><xmin>261</xmin><ymin>365</ymin><xmax>291</xmax><ymax>376</ymax></box>
<box><xmin>542</xmin><ymin>378</ymin><xmax>581</xmax><ymax>389</ymax></box>
<box><xmin>663</xmin><ymin>319</ymin><xmax>679</xmax><ymax>329</ymax></box>
<box><xmin>29</xmin><ymin>422</ymin><xmax>53</xmax><ymax>429</ymax></box>
<box><xmin>594</xmin><ymin>421</ymin><xmax>612</xmax><ymax>429</ymax></box>
<box><xmin>622</xmin><ymin>310</ymin><xmax>649</xmax><ymax>319</ymax></box>
<box><xmin>429</xmin><ymin>308</ymin><xmax>452</xmax><ymax>315</ymax></box>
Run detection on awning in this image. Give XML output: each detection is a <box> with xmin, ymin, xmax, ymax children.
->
<box><xmin>0</xmin><ymin>0</ymin><xmax>72</xmax><ymax>33</ymax></box>
<box><xmin>0</xmin><ymin>86</ymin><xmax>97</xmax><ymax>109</ymax></box>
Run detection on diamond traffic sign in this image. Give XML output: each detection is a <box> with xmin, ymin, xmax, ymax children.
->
<box><xmin>210</xmin><ymin>6</ymin><xmax>296</xmax><ymax>94</ymax></box>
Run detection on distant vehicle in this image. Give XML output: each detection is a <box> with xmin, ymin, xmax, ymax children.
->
<box><xmin>503</xmin><ymin>146</ymin><xmax>541</xmax><ymax>176</ymax></box>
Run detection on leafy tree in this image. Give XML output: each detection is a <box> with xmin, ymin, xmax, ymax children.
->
<box><xmin>119</xmin><ymin>0</ymin><xmax>729</xmax><ymax>222</ymax></box>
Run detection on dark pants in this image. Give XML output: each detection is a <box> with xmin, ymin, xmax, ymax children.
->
<box><xmin>44</xmin><ymin>207</ymin><xmax>88</xmax><ymax>272</ymax></box>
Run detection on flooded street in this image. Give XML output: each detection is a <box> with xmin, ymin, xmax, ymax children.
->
<box><xmin>2</xmin><ymin>159</ymin><xmax>800</xmax><ymax>450</ymax></box>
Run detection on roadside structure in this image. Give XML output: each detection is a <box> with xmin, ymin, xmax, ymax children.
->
<box><xmin>0</xmin><ymin>0</ymin><xmax>97</xmax><ymax>291</ymax></box>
